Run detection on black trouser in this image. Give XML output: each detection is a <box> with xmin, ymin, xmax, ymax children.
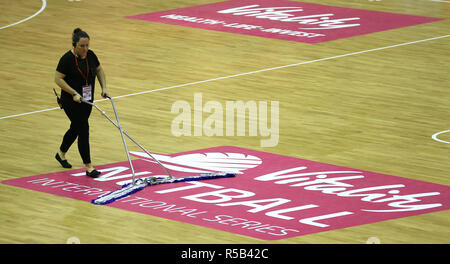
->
<box><xmin>59</xmin><ymin>99</ymin><xmax>93</xmax><ymax>164</ymax></box>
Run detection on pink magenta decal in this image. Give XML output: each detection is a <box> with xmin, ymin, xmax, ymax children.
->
<box><xmin>3</xmin><ymin>146</ymin><xmax>450</xmax><ymax>240</ymax></box>
<box><xmin>125</xmin><ymin>0</ymin><xmax>442</xmax><ymax>44</ymax></box>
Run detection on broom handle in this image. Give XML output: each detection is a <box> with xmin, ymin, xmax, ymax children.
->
<box><xmin>82</xmin><ymin>99</ymin><xmax>173</xmax><ymax>181</ymax></box>
<box><xmin>107</xmin><ymin>97</ymin><xmax>137</xmax><ymax>185</ymax></box>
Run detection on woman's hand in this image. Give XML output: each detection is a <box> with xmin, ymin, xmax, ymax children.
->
<box><xmin>101</xmin><ymin>89</ymin><xmax>109</xmax><ymax>98</ymax></box>
<box><xmin>73</xmin><ymin>93</ymin><xmax>82</xmax><ymax>103</ymax></box>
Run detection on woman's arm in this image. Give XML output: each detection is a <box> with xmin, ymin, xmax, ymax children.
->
<box><xmin>96</xmin><ymin>65</ymin><xmax>108</xmax><ymax>98</ymax></box>
<box><xmin>54</xmin><ymin>71</ymin><xmax>81</xmax><ymax>103</ymax></box>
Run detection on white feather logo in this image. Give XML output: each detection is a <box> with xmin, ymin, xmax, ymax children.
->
<box><xmin>130</xmin><ymin>151</ymin><xmax>262</xmax><ymax>174</ymax></box>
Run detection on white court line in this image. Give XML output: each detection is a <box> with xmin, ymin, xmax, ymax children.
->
<box><xmin>0</xmin><ymin>0</ymin><xmax>47</xmax><ymax>30</ymax></box>
<box><xmin>0</xmin><ymin>34</ymin><xmax>449</xmax><ymax>120</ymax></box>
<box><xmin>430</xmin><ymin>0</ymin><xmax>450</xmax><ymax>3</ymax></box>
<box><xmin>432</xmin><ymin>130</ymin><xmax>450</xmax><ymax>144</ymax></box>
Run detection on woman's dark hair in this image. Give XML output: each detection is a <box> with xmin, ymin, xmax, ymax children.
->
<box><xmin>72</xmin><ymin>28</ymin><xmax>90</xmax><ymax>47</ymax></box>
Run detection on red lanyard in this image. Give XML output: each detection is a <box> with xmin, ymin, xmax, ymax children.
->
<box><xmin>74</xmin><ymin>50</ymin><xmax>89</xmax><ymax>84</ymax></box>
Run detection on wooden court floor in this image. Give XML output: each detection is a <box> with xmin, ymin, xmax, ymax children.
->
<box><xmin>0</xmin><ymin>0</ymin><xmax>449</xmax><ymax>244</ymax></box>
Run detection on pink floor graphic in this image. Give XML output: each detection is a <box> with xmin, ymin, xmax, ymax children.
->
<box><xmin>126</xmin><ymin>0</ymin><xmax>443</xmax><ymax>44</ymax></box>
<box><xmin>2</xmin><ymin>146</ymin><xmax>449</xmax><ymax>240</ymax></box>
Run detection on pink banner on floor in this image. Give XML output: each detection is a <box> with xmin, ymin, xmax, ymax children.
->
<box><xmin>3</xmin><ymin>146</ymin><xmax>449</xmax><ymax>240</ymax></box>
<box><xmin>126</xmin><ymin>0</ymin><xmax>442</xmax><ymax>43</ymax></box>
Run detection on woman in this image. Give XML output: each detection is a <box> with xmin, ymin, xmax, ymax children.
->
<box><xmin>54</xmin><ymin>28</ymin><xmax>109</xmax><ymax>178</ymax></box>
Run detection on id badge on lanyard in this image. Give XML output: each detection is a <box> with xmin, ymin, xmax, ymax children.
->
<box><xmin>74</xmin><ymin>52</ymin><xmax>92</xmax><ymax>101</ymax></box>
<box><xmin>82</xmin><ymin>84</ymin><xmax>92</xmax><ymax>101</ymax></box>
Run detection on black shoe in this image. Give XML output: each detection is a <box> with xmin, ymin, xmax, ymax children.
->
<box><xmin>55</xmin><ymin>153</ymin><xmax>72</xmax><ymax>168</ymax></box>
<box><xmin>86</xmin><ymin>169</ymin><xmax>101</xmax><ymax>178</ymax></box>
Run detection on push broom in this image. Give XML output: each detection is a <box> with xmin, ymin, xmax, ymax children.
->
<box><xmin>79</xmin><ymin>96</ymin><xmax>235</xmax><ymax>205</ymax></box>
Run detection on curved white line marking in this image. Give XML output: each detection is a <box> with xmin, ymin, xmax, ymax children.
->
<box><xmin>432</xmin><ymin>130</ymin><xmax>450</xmax><ymax>144</ymax></box>
<box><xmin>0</xmin><ymin>0</ymin><xmax>47</xmax><ymax>30</ymax></box>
